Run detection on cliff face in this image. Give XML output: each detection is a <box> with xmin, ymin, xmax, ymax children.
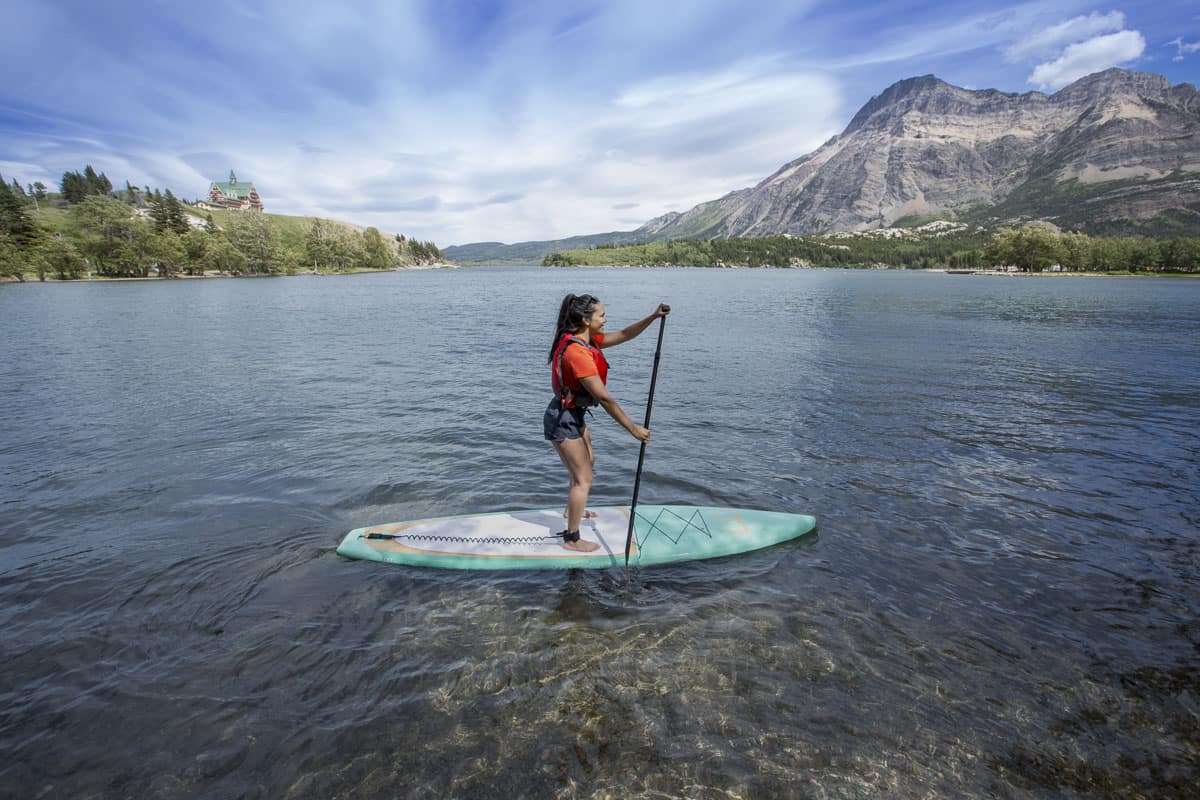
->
<box><xmin>641</xmin><ymin>69</ymin><xmax>1200</xmax><ymax>238</ymax></box>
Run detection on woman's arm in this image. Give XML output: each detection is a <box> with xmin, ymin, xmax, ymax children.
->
<box><xmin>579</xmin><ymin>375</ymin><xmax>650</xmax><ymax>443</ymax></box>
<box><xmin>599</xmin><ymin>303</ymin><xmax>670</xmax><ymax>348</ymax></box>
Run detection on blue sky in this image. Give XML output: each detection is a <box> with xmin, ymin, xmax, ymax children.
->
<box><xmin>1</xmin><ymin>1</ymin><xmax>1197</xmax><ymax>245</ymax></box>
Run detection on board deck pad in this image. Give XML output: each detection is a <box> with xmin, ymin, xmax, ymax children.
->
<box><xmin>336</xmin><ymin>505</ymin><xmax>816</xmax><ymax>570</ymax></box>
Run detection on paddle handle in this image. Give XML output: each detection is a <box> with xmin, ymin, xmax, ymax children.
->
<box><xmin>625</xmin><ymin>314</ymin><xmax>666</xmax><ymax>566</ymax></box>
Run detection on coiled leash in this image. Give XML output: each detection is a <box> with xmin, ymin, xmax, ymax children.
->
<box><xmin>365</xmin><ymin>530</ymin><xmax>581</xmax><ymax>545</ymax></box>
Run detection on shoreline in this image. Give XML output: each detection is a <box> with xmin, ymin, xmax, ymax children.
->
<box><xmin>5</xmin><ymin>263</ymin><xmax>1197</xmax><ymax>283</ymax></box>
<box><xmin>539</xmin><ymin>263</ymin><xmax>1200</xmax><ymax>277</ymax></box>
<box><xmin>0</xmin><ymin>263</ymin><xmax>458</xmax><ymax>284</ymax></box>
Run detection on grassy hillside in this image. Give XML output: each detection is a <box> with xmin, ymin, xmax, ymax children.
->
<box><xmin>4</xmin><ymin>194</ymin><xmax>445</xmax><ymax>281</ymax></box>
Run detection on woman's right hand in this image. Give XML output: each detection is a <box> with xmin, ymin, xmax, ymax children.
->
<box><xmin>631</xmin><ymin>425</ymin><xmax>651</xmax><ymax>443</ymax></box>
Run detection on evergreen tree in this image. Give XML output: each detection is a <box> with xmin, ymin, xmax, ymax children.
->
<box><xmin>61</xmin><ymin>171</ymin><xmax>88</xmax><ymax>203</ymax></box>
<box><xmin>164</xmin><ymin>189</ymin><xmax>189</xmax><ymax>234</ymax></box>
<box><xmin>82</xmin><ymin>165</ymin><xmax>112</xmax><ymax>196</ymax></box>
<box><xmin>149</xmin><ymin>189</ymin><xmax>170</xmax><ymax>231</ymax></box>
<box><xmin>205</xmin><ymin>213</ymin><xmax>218</xmax><ymax>234</ymax></box>
<box><xmin>0</xmin><ymin>175</ymin><xmax>40</xmax><ymax>249</ymax></box>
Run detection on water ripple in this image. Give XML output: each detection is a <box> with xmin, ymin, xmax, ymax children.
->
<box><xmin>1</xmin><ymin>269</ymin><xmax>1198</xmax><ymax>797</ymax></box>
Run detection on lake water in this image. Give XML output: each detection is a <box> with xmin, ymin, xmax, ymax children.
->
<box><xmin>1</xmin><ymin>267</ymin><xmax>1198</xmax><ymax>799</ymax></box>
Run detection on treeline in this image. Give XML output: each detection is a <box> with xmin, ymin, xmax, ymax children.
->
<box><xmin>983</xmin><ymin>225</ymin><xmax>1200</xmax><ymax>272</ymax></box>
<box><xmin>544</xmin><ymin>225</ymin><xmax>1200</xmax><ymax>273</ymax></box>
<box><xmin>0</xmin><ymin>165</ymin><xmax>444</xmax><ymax>281</ymax></box>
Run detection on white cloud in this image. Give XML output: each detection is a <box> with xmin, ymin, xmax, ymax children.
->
<box><xmin>1005</xmin><ymin>11</ymin><xmax>1125</xmax><ymax>61</ymax></box>
<box><xmin>1028</xmin><ymin>30</ymin><xmax>1146</xmax><ymax>90</ymax></box>
<box><xmin>1167</xmin><ymin>37</ymin><xmax>1200</xmax><ymax>62</ymax></box>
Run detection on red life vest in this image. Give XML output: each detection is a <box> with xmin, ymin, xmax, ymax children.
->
<box><xmin>551</xmin><ymin>333</ymin><xmax>609</xmax><ymax>408</ymax></box>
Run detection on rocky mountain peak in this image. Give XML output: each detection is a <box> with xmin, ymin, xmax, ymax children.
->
<box><xmin>844</xmin><ymin>74</ymin><xmax>989</xmax><ymax>134</ymax></box>
<box><xmin>1051</xmin><ymin>68</ymin><xmax>1172</xmax><ymax>103</ymax></box>
<box><xmin>641</xmin><ymin>68</ymin><xmax>1200</xmax><ymax>240</ymax></box>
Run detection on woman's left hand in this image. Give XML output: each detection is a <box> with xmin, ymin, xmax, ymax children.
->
<box><xmin>655</xmin><ymin>303</ymin><xmax>671</xmax><ymax>318</ymax></box>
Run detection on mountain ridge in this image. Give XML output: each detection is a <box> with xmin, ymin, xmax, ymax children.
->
<box><xmin>444</xmin><ymin>68</ymin><xmax>1200</xmax><ymax>264</ymax></box>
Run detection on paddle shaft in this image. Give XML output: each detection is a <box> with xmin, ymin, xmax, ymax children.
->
<box><xmin>625</xmin><ymin>314</ymin><xmax>666</xmax><ymax>567</ymax></box>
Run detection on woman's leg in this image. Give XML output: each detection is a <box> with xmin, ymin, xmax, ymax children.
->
<box><xmin>553</xmin><ymin>436</ymin><xmax>600</xmax><ymax>552</ymax></box>
<box><xmin>563</xmin><ymin>425</ymin><xmax>599</xmax><ymax>519</ymax></box>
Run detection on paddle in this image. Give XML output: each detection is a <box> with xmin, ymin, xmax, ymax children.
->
<box><xmin>624</xmin><ymin>311</ymin><xmax>667</xmax><ymax>567</ymax></box>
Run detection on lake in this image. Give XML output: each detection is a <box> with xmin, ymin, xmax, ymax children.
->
<box><xmin>1</xmin><ymin>267</ymin><xmax>1198</xmax><ymax>798</ymax></box>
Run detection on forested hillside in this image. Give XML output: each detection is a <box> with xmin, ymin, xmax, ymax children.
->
<box><xmin>0</xmin><ymin>166</ymin><xmax>444</xmax><ymax>281</ymax></box>
<box><xmin>543</xmin><ymin>224</ymin><xmax>1200</xmax><ymax>273</ymax></box>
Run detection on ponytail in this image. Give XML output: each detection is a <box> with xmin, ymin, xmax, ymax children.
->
<box><xmin>548</xmin><ymin>293</ymin><xmax>599</xmax><ymax>363</ymax></box>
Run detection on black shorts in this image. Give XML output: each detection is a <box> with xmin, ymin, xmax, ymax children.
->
<box><xmin>544</xmin><ymin>398</ymin><xmax>588</xmax><ymax>442</ymax></box>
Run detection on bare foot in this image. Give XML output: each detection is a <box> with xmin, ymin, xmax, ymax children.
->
<box><xmin>562</xmin><ymin>538</ymin><xmax>600</xmax><ymax>553</ymax></box>
<box><xmin>564</xmin><ymin>509</ymin><xmax>599</xmax><ymax>519</ymax></box>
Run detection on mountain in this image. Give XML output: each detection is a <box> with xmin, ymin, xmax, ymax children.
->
<box><xmin>651</xmin><ymin>69</ymin><xmax>1199</xmax><ymax>240</ymax></box>
<box><xmin>445</xmin><ymin>69</ymin><xmax>1200</xmax><ymax>264</ymax></box>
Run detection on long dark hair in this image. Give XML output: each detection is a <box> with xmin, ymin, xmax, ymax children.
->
<box><xmin>548</xmin><ymin>293</ymin><xmax>599</xmax><ymax>363</ymax></box>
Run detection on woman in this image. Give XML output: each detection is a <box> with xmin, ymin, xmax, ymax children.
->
<box><xmin>545</xmin><ymin>294</ymin><xmax>670</xmax><ymax>552</ymax></box>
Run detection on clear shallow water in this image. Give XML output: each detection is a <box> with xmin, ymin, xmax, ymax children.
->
<box><xmin>1</xmin><ymin>267</ymin><xmax>1198</xmax><ymax>799</ymax></box>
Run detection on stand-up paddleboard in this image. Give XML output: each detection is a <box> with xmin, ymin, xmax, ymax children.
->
<box><xmin>336</xmin><ymin>505</ymin><xmax>816</xmax><ymax>570</ymax></box>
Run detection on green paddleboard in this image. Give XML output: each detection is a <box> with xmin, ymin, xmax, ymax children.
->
<box><xmin>336</xmin><ymin>505</ymin><xmax>816</xmax><ymax>570</ymax></box>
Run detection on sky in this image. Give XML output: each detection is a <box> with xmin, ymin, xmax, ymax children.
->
<box><xmin>1</xmin><ymin>1</ymin><xmax>1197</xmax><ymax>246</ymax></box>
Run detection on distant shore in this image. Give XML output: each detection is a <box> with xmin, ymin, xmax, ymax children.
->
<box><xmin>538</xmin><ymin>264</ymin><xmax>1200</xmax><ymax>276</ymax></box>
<box><xmin>7</xmin><ymin>264</ymin><xmax>1198</xmax><ymax>283</ymax></box>
<box><xmin>0</xmin><ymin>263</ymin><xmax>458</xmax><ymax>284</ymax></box>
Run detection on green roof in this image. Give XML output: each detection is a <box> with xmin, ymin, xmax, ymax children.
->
<box><xmin>211</xmin><ymin>180</ymin><xmax>256</xmax><ymax>199</ymax></box>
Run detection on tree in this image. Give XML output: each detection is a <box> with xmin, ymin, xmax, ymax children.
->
<box><xmin>0</xmin><ymin>176</ymin><xmax>41</xmax><ymax>250</ymax></box>
<box><xmin>361</xmin><ymin>226</ymin><xmax>395</xmax><ymax>269</ymax></box>
<box><xmin>181</xmin><ymin>228</ymin><xmax>211</xmax><ymax>276</ymax></box>
<box><xmin>204</xmin><ymin>213</ymin><xmax>218</xmax><ymax>234</ymax></box>
<box><xmin>985</xmin><ymin>225</ymin><xmax>1060</xmax><ymax>272</ymax></box>
<box><xmin>276</xmin><ymin>246</ymin><xmax>305</xmax><ymax>276</ymax></box>
<box><xmin>408</xmin><ymin>238</ymin><xmax>429</xmax><ymax>263</ymax></box>
<box><xmin>1058</xmin><ymin>231</ymin><xmax>1092</xmax><ymax>271</ymax></box>
<box><xmin>69</xmin><ymin>195</ymin><xmax>137</xmax><ymax>276</ymax></box>
<box><xmin>163</xmin><ymin>189</ymin><xmax>190</xmax><ymax>234</ymax></box>
<box><xmin>61</xmin><ymin>171</ymin><xmax>89</xmax><ymax>203</ymax></box>
<box><xmin>1014</xmin><ymin>225</ymin><xmax>1061</xmax><ymax>272</ymax></box>
<box><xmin>83</xmin><ymin>165</ymin><xmax>112</xmax><ymax>196</ymax></box>
<box><xmin>37</xmin><ymin>235</ymin><xmax>86</xmax><ymax>280</ymax></box>
<box><xmin>304</xmin><ymin>218</ymin><xmax>335</xmax><ymax>271</ymax></box>
<box><xmin>223</xmin><ymin>210</ymin><xmax>279</xmax><ymax>273</ymax></box>
<box><xmin>0</xmin><ymin>236</ymin><xmax>26</xmax><ymax>281</ymax></box>
<box><xmin>149</xmin><ymin>189</ymin><xmax>169</xmax><ymax>231</ymax></box>
<box><xmin>202</xmin><ymin>235</ymin><xmax>248</xmax><ymax>274</ymax></box>
<box><xmin>117</xmin><ymin>223</ymin><xmax>161</xmax><ymax>277</ymax></box>
<box><xmin>149</xmin><ymin>229</ymin><xmax>186</xmax><ymax>277</ymax></box>
<box><xmin>1125</xmin><ymin>237</ymin><xmax>1162</xmax><ymax>272</ymax></box>
<box><xmin>327</xmin><ymin>226</ymin><xmax>362</xmax><ymax>271</ymax></box>
<box><xmin>1160</xmin><ymin>237</ymin><xmax>1200</xmax><ymax>272</ymax></box>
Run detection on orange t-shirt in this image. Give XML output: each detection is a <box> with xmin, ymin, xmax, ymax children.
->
<box><xmin>561</xmin><ymin>332</ymin><xmax>605</xmax><ymax>390</ymax></box>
